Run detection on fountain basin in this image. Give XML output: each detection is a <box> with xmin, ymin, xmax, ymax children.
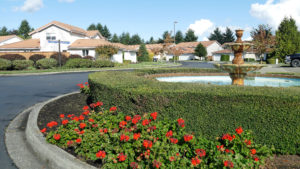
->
<box><xmin>213</xmin><ymin>64</ymin><xmax>266</xmax><ymax>74</ymax></box>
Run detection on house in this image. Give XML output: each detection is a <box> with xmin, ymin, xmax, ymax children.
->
<box><xmin>0</xmin><ymin>39</ymin><xmax>40</xmax><ymax>52</ymax></box>
<box><xmin>0</xmin><ymin>35</ymin><xmax>23</xmax><ymax>46</ymax></box>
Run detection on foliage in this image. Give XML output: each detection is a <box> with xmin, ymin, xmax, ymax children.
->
<box><xmin>222</xmin><ymin>27</ymin><xmax>235</xmax><ymax>43</ymax></box>
<box><xmin>175</xmin><ymin>31</ymin><xmax>184</xmax><ymax>44</ymax></box>
<box><xmin>184</xmin><ymin>29</ymin><xmax>198</xmax><ymax>42</ymax></box>
<box><xmin>95</xmin><ymin>45</ymin><xmax>119</xmax><ymax>60</ymax></box>
<box><xmin>88</xmin><ymin>69</ymin><xmax>300</xmax><ymax>154</ymax></box>
<box><xmin>123</xmin><ymin>60</ymin><xmax>132</xmax><ymax>65</ymax></box>
<box><xmin>87</xmin><ymin>24</ymin><xmax>97</xmax><ymax>30</ymax></box>
<box><xmin>138</xmin><ymin>44</ymin><xmax>150</xmax><ymax>62</ymax></box>
<box><xmin>92</xmin><ymin>60</ymin><xmax>115</xmax><ymax>68</ymax></box>
<box><xmin>29</xmin><ymin>54</ymin><xmax>46</xmax><ymax>64</ymax></box>
<box><xmin>18</xmin><ymin>20</ymin><xmax>32</xmax><ymax>39</ymax></box>
<box><xmin>169</xmin><ymin>47</ymin><xmax>183</xmax><ymax>61</ymax></box>
<box><xmin>194</xmin><ymin>43</ymin><xmax>207</xmax><ymax>58</ymax></box>
<box><xmin>267</xmin><ymin>58</ymin><xmax>276</xmax><ymax>64</ymax></box>
<box><xmin>12</xmin><ymin>60</ymin><xmax>34</xmax><ymax>70</ymax></box>
<box><xmin>275</xmin><ymin>17</ymin><xmax>300</xmax><ymax>61</ymax></box>
<box><xmin>0</xmin><ymin>58</ymin><xmax>11</xmax><ymax>70</ymax></box>
<box><xmin>45</xmin><ymin>101</ymin><xmax>272</xmax><ymax>168</ymax></box>
<box><xmin>50</xmin><ymin>53</ymin><xmax>68</xmax><ymax>66</ymax></box>
<box><xmin>0</xmin><ymin>54</ymin><xmax>26</xmax><ymax>61</ymax></box>
<box><xmin>220</xmin><ymin>55</ymin><xmax>230</xmax><ymax>61</ymax></box>
<box><xmin>148</xmin><ymin>37</ymin><xmax>156</xmax><ymax>44</ymax></box>
<box><xmin>209</xmin><ymin>27</ymin><xmax>235</xmax><ymax>44</ymax></box>
<box><xmin>111</xmin><ymin>33</ymin><xmax>120</xmax><ymax>43</ymax></box>
<box><xmin>83</xmin><ymin>56</ymin><xmax>94</xmax><ymax>60</ymax></box>
<box><xmin>36</xmin><ymin>58</ymin><xmax>58</xmax><ymax>69</ymax></box>
<box><xmin>102</xmin><ymin>25</ymin><xmax>112</xmax><ymax>40</ymax></box>
<box><xmin>64</xmin><ymin>59</ymin><xmax>93</xmax><ymax>68</ymax></box>
<box><xmin>130</xmin><ymin>34</ymin><xmax>143</xmax><ymax>45</ymax></box>
<box><xmin>69</xmin><ymin>54</ymin><xmax>82</xmax><ymax>59</ymax></box>
<box><xmin>120</xmin><ymin>32</ymin><xmax>131</xmax><ymax>45</ymax></box>
<box><xmin>0</xmin><ymin>26</ymin><xmax>9</xmax><ymax>36</ymax></box>
<box><xmin>244</xmin><ymin>58</ymin><xmax>256</xmax><ymax>62</ymax></box>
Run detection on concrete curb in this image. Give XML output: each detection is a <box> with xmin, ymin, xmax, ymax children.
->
<box><xmin>25</xmin><ymin>92</ymin><xmax>97</xmax><ymax>169</ymax></box>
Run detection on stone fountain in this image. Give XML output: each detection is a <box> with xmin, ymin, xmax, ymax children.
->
<box><xmin>214</xmin><ymin>30</ymin><xmax>265</xmax><ymax>85</ymax></box>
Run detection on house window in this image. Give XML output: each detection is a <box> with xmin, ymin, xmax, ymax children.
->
<box><xmin>46</xmin><ymin>33</ymin><xmax>56</xmax><ymax>41</ymax></box>
<box><xmin>83</xmin><ymin>50</ymin><xmax>89</xmax><ymax>56</ymax></box>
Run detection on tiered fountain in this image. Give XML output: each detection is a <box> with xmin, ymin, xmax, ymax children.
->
<box><xmin>214</xmin><ymin>30</ymin><xmax>265</xmax><ymax>85</ymax></box>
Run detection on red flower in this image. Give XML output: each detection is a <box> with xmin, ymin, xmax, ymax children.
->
<box><xmin>79</xmin><ymin>123</ymin><xmax>86</xmax><ymax>129</ymax></box>
<box><xmin>224</xmin><ymin>160</ymin><xmax>234</xmax><ymax>168</ymax></box>
<box><xmin>176</xmin><ymin>153</ymin><xmax>180</xmax><ymax>156</ymax></box>
<box><xmin>251</xmin><ymin>149</ymin><xmax>256</xmax><ymax>155</ymax></box>
<box><xmin>217</xmin><ymin>145</ymin><xmax>224</xmax><ymax>151</ymax></box>
<box><xmin>47</xmin><ymin>121</ymin><xmax>58</xmax><ymax>128</ymax></box>
<box><xmin>82</xmin><ymin>111</ymin><xmax>90</xmax><ymax>115</ymax></box>
<box><xmin>170</xmin><ymin>138</ymin><xmax>178</xmax><ymax>144</ymax></box>
<box><xmin>236</xmin><ymin>126</ymin><xmax>243</xmax><ymax>135</ymax></box>
<box><xmin>225</xmin><ymin>149</ymin><xmax>230</xmax><ymax>153</ymax></box>
<box><xmin>191</xmin><ymin>157</ymin><xmax>201</xmax><ymax>166</ymax></box>
<box><xmin>62</xmin><ymin>119</ymin><xmax>69</xmax><ymax>125</ymax></box>
<box><xmin>166</xmin><ymin>130</ymin><xmax>173</xmax><ymax>137</ymax></box>
<box><xmin>85</xmin><ymin>82</ymin><xmax>88</xmax><ymax>85</ymax></box>
<box><xmin>142</xmin><ymin>119</ymin><xmax>150</xmax><ymax>126</ymax></box>
<box><xmin>222</xmin><ymin>133</ymin><xmax>233</xmax><ymax>141</ymax></box>
<box><xmin>103</xmin><ymin>128</ymin><xmax>108</xmax><ymax>133</ymax></box>
<box><xmin>254</xmin><ymin>157</ymin><xmax>259</xmax><ymax>161</ymax></box>
<box><xmin>143</xmin><ymin>140</ymin><xmax>153</xmax><ymax>149</ymax></box>
<box><xmin>119</xmin><ymin>121</ymin><xmax>127</xmax><ymax>128</ymax></box>
<box><xmin>59</xmin><ymin>114</ymin><xmax>64</xmax><ymax>118</ymax></box>
<box><xmin>120</xmin><ymin>134</ymin><xmax>130</xmax><ymax>142</ymax></box>
<box><xmin>53</xmin><ymin>134</ymin><xmax>61</xmax><ymax>140</ymax></box>
<box><xmin>67</xmin><ymin>114</ymin><xmax>74</xmax><ymax>118</ymax></box>
<box><xmin>150</xmin><ymin>112</ymin><xmax>158</xmax><ymax>120</ymax></box>
<box><xmin>77</xmin><ymin>83</ymin><xmax>84</xmax><ymax>88</ymax></box>
<box><xmin>195</xmin><ymin>149</ymin><xmax>206</xmax><ymax>158</ymax></box>
<box><xmin>169</xmin><ymin>156</ymin><xmax>175</xmax><ymax>162</ymax></box>
<box><xmin>177</xmin><ymin>118</ymin><xmax>185</xmax><ymax>127</ymax></box>
<box><xmin>130</xmin><ymin>162</ymin><xmax>139</xmax><ymax>169</ymax></box>
<box><xmin>78</xmin><ymin>130</ymin><xmax>85</xmax><ymax>135</ymax></box>
<box><xmin>67</xmin><ymin>140</ymin><xmax>73</xmax><ymax>146</ymax></box>
<box><xmin>133</xmin><ymin>133</ymin><xmax>141</xmax><ymax>140</ymax></box>
<box><xmin>117</xmin><ymin>153</ymin><xmax>127</xmax><ymax>162</ymax></box>
<box><xmin>79</xmin><ymin>115</ymin><xmax>85</xmax><ymax>121</ymax></box>
<box><xmin>132</xmin><ymin>115</ymin><xmax>141</xmax><ymax>124</ymax></box>
<box><xmin>184</xmin><ymin>135</ymin><xmax>193</xmax><ymax>142</ymax></box>
<box><xmin>96</xmin><ymin>150</ymin><xmax>106</xmax><ymax>159</ymax></box>
<box><xmin>72</xmin><ymin>116</ymin><xmax>79</xmax><ymax>121</ymax></box>
<box><xmin>40</xmin><ymin>128</ymin><xmax>46</xmax><ymax>133</ymax></box>
<box><xmin>82</xmin><ymin>106</ymin><xmax>89</xmax><ymax>110</ymax></box>
<box><xmin>244</xmin><ymin>139</ymin><xmax>251</xmax><ymax>145</ymax></box>
<box><xmin>76</xmin><ymin>138</ymin><xmax>81</xmax><ymax>143</ymax></box>
<box><xmin>109</xmin><ymin>106</ymin><xmax>117</xmax><ymax>112</ymax></box>
<box><xmin>152</xmin><ymin>160</ymin><xmax>161</xmax><ymax>168</ymax></box>
<box><xmin>88</xmin><ymin>119</ymin><xmax>94</xmax><ymax>123</ymax></box>
<box><xmin>125</xmin><ymin>116</ymin><xmax>131</xmax><ymax>121</ymax></box>
<box><xmin>96</xmin><ymin>101</ymin><xmax>103</xmax><ymax>107</ymax></box>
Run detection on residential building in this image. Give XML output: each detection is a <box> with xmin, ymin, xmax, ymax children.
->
<box><xmin>0</xmin><ymin>35</ymin><xmax>22</xmax><ymax>46</ymax></box>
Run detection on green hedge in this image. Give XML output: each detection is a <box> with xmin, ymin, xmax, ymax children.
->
<box><xmin>267</xmin><ymin>58</ymin><xmax>276</xmax><ymax>64</ymax></box>
<box><xmin>244</xmin><ymin>58</ymin><xmax>256</xmax><ymax>62</ymax></box>
<box><xmin>36</xmin><ymin>58</ymin><xmax>58</xmax><ymax>69</ymax></box>
<box><xmin>88</xmin><ymin>68</ymin><xmax>300</xmax><ymax>154</ymax></box>
<box><xmin>92</xmin><ymin>60</ymin><xmax>115</xmax><ymax>68</ymax></box>
<box><xmin>221</xmin><ymin>54</ymin><xmax>230</xmax><ymax>61</ymax></box>
<box><xmin>12</xmin><ymin>60</ymin><xmax>34</xmax><ymax>70</ymax></box>
<box><xmin>65</xmin><ymin>58</ymin><xmax>93</xmax><ymax>68</ymax></box>
<box><xmin>0</xmin><ymin>58</ymin><xmax>11</xmax><ymax>70</ymax></box>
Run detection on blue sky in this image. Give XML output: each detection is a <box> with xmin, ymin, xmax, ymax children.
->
<box><xmin>1</xmin><ymin>0</ymin><xmax>300</xmax><ymax>41</ymax></box>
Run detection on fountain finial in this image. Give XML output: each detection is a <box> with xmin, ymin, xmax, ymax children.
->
<box><xmin>235</xmin><ymin>30</ymin><xmax>244</xmax><ymax>43</ymax></box>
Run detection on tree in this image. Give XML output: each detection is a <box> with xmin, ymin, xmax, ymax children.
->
<box><xmin>18</xmin><ymin>20</ymin><xmax>31</xmax><ymax>39</ymax></box>
<box><xmin>208</xmin><ymin>28</ymin><xmax>224</xmax><ymax>44</ymax></box>
<box><xmin>184</xmin><ymin>29</ymin><xmax>198</xmax><ymax>42</ymax></box>
<box><xmin>111</xmin><ymin>33</ymin><xmax>120</xmax><ymax>43</ymax></box>
<box><xmin>102</xmin><ymin>25</ymin><xmax>111</xmax><ymax>40</ymax></box>
<box><xmin>148</xmin><ymin>37</ymin><xmax>156</xmax><ymax>44</ymax></box>
<box><xmin>137</xmin><ymin>44</ymin><xmax>150</xmax><ymax>62</ymax></box>
<box><xmin>274</xmin><ymin>17</ymin><xmax>300</xmax><ymax>61</ymax></box>
<box><xmin>95</xmin><ymin>45</ymin><xmax>119</xmax><ymax>60</ymax></box>
<box><xmin>119</xmin><ymin>32</ymin><xmax>131</xmax><ymax>45</ymax></box>
<box><xmin>170</xmin><ymin>47</ymin><xmax>183</xmax><ymax>62</ymax></box>
<box><xmin>96</xmin><ymin>23</ymin><xmax>103</xmax><ymax>34</ymax></box>
<box><xmin>251</xmin><ymin>24</ymin><xmax>275</xmax><ymax>63</ymax></box>
<box><xmin>129</xmin><ymin>34</ymin><xmax>142</xmax><ymax>45</ymax></box>
<box><xmin>194</xmin><ymin>43</ymin><xmax>207</xmax><ymax>60</ymax></box>
<box><xmin>222</xmin><ymin>27</ymin><xmax>235</xmax><ymax>43</ymax></box>
<box><xmin>87</xmin><ymin>24</ymin><xmax>97</xmax><ymax>30</ymax></box>
<box><xmin>0</xmin><ymin>27</ymin><xmax>9</xmax><ymax>36</ymax></box>
<box><xmin>175</xmin><ymin>31</ymin><xmax>184</xmax><ymax>44</ymax></box>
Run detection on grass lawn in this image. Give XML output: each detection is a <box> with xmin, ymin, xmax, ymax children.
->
<box><xmin>0</xmin><ymin>62</ymin><xmax>181</xmax><ymax>75</ymax></box>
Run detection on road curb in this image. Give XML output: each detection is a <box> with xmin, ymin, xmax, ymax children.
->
<box><xmin>25</xmin><ymin>92</ymin><xmax>96</xmax><ymax>169</ymax></box>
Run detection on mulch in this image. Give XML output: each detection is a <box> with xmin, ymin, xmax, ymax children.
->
<box><xmin>37</xmin><ymin>93</ymin><xmax>300</xmax><ymax>169</ymax></box>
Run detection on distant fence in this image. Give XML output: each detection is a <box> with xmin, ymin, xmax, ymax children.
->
<box><xmin>0</xmin><ymin>52</ymin><xmax>70</xmax><ymax>60</ymax></box>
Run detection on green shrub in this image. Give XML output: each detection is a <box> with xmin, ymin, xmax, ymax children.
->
<box><xmin>65</xmin><ymin>58</ymin><xmax>93</xmax><ymax>68</ymax></box>
<box><xmin>0</xmin><ymin>54</ymin><xmax>26</xmax><ymax>61</ymax></box>
<box><xmin>92</xmin><ymin>60</ymin><xmax>115</xmax><ymax>68</ymax></box>
<box><xmin>88</xmin><ymin>69</ymin><xmax>300</xmax><ymax>154</ymax></box>
<box><xmin>12</xmin><ymin>60</ymin><xmax>34</xmax><ymax>70</ymax></box>
<box><xmin>0</xmin><ymin>58</ymin><xmax>11</xmax><ymax>70</ymax></box>
<box><xmin>50</xmin><ymin>53</ymin><xmax>68</xmax><ymax>65</ymax></box>
<box><xmin>220</xmin><ymin>54</ymin><xmax>230</xmax><ymax>61</ymax></box>
<box><xmin>29</xmin><ymin>54</ymin><xmax>46</xmax><ymax>64</ymax></box>
<box><xmin>123</xmin><ymin>60</ymin><xmax>131</xmax><ymax>65</ymax></box>
<box><xmin>267</xmin><ymin>58</ymin><xmax>276</xmax><ymax>64</ymax></box>
<box><xmin>36</xmin><ymin>58</ymin><xmax>58</xmax><ymax>69</ymax></box>
<box><xmin>69</xmin><ymin>54</ymin><xmax>82</xmax><ymax>59</ymax></box>
<box><xmin>244</xmin><ymin>58</ymin><xmax>256</xmax><ymax>62</ymax></box>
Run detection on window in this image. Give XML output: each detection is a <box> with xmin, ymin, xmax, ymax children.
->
<box><xmin>46</xmin><ymin>33</ymin><xmax>56</xmax><ymax>41</ymax></box>
<box><xmin>82</xmin><ymin>50</ymin><xmax>89</xmax><ymax>56</ymax></box>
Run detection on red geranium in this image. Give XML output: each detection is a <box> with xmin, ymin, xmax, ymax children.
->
<box><xmin>59</xmin><ymin>114</ymin><xmax>64</xmax><ymax>118</ymax></box>
<box><xmin>53</xmin><ymin>134</ymin><xmax>60</xmax><ymax>140</ymax></box>
<box><xmin>133</xmin><ymin>133</ymin><xmax>141</xmax><ymax>140</ymax></box>
<box><xmin>222</xmin><ymin>133</ymin><xmax>233</xmax><ymax>141</ymax></box>
<box><xmin>76</xmin><ymin>138</ymin><xmax>81</xmax><ymax>143</ymax></box>
<box><xmin>40</xmin><ymin>128</ymin><xmax>46</xmax><ymax>133</ymax></box>
<box><xmin>184</xmin><ymin>135</ymin><xmax>193</xmax><ymax>142</ymax></box>
<box><xmin>166</xmin><ymin>130</ymin><xmax>173</xmax><ymax>137</ymax></box>
<box><xmin>254</xmin><ymin>157</ymin><xmax>259</xmax><ymax>161</ymax></box>
<box><xmin>195</xmin><ymin>149</ymin><xmax>206</xmax><ymax>158</ymax></box>
<box><xmin>150</xmin><ymin>112</ymin><xmax>158</xmax><ymax>120</ymax></box>
<box><xmin>152</xmin><ymin>160</ymin><xmax>161</xmax><ymax>168</ymax></box>
<box><xmin>82</xmin><ymin>106</ymin><xmax>89</xmax><ymax>110</ymax></box>
<box><xmin>245</xmin><ymin>139</ymin><xmax>251</xmax><ymax>145</ymax></box>
<box><xmin>82</xmin><ymin>111</ymin><xmax>89</xmax><ymax>115</ymax></box>
<box><xmin>130</xmin><ymin>162</ymin><xmax>139</xmax><ymax>169</ymax></box>
<box><xmin>251</xmin><ymin>149</ymin><xmax>256</xmax><ymax>155</ymax></box>
<box><xmin>191</xmin><ymin>157</ymin><xmax>201</xmax><ymax>166</ymax></box>
<box><xmin>142</xmin><ymin>119</ymin><xmax>150</xmax><ymax>126</ymax></box>
<box><xmin>103</xmin><ymin>128</ymin><xmax>108</xmax><ymax>133</ymax></box>
<box><xmin>47</xmin><ymin>121</ymin><xmax>58</xmax><ymax>128</ymax></box>
<box><xmin>79</xmin><ymin>115</ymin><xmax>85</xmax><ymax>121</ymax></box>
<box><xmin>109</xmin><ymin>106</ymin><xmax>117</xmax><ymax>112</ymax></box>
<box><xmin>143</xmin><ymin>140</ymin><xmax>153</xmax><ymax>149</ymax></box>
<box><xmin>177</xmin><ymin>118</ymin><xmax>185</xmax><ymax>128</ymax></box>
<box><xmin>67</xmin><ymin>140</ymin><xmax>73</xmax><ymax>146</ymax></box>
<box><xmin>120</xmin><ymin>134</ymin><xmax>130</xmax><ymax>142</ymax></box>
<box><xmin>170</xmin><ymin>138</ymin><xmax>178</xmax><ymax>144</ymax></box>
<box><xmin>169</xmin><ymin>156</ymin><xmax>175</xmax><ymax>162</ymax></box>
<box><xmin>236</xmin><ymin>126</ymin><xmax>243</xmax><ymax>135</ymax></box>
<box><xmin>117</xmin><ymin>153</ymin><xmax>127</xmax><ymax>162</ymax></box>
<box><xmin>96</xmin><ymin>150</ymin><xmax>106</xmax><ymax>159</ymax></box>
<box><xmin>88</xmin><ymin>119</ymin><xmax>94</xmax><ymax>123</ymax></box>
<box><xmin>119</xmin><ymin>121</ymin><xmax>127</xmax><ymax>128</ymax></box>
<box><xmin>72</xmin><ymin>116</ymin><xmax>79</xmax><ymax>121</ymax></box>
<box><xmin>62</xmin><ymin>119</ymin><xmax>69</xmax><ymax>125</ymax></box>
<box><xmin>125</xmin><ymin>116</ymin><xmax>131</xmax><ymax>121</ymax></box>
<box><xmin>79</xmin><ymin>123</ymin><xmax>86</xmax><ymax>129</ymax></box>
<box><xmin>224</xmin><ymin>160</ymin><xmax>234</xmax><ymax>168</ymax></box>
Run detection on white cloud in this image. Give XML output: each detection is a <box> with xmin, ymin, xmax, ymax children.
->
<box><xmin>202</xmin><ymin>37</ymin><xmax>209</xmax><ymax>41</ymax></box>
<box><xmin>17</xmin><ymin>0</ymin><xmax>43</xmax><ymax>12</ymax></box>
<box><xmin>58</xmin><ymin>0</ymin><xmax>75</xmax><ymax>2</ymax></box>
<box><xmin>188</xmin><ymin>19</ymin><xmax>214</xmax><ymax>36</ymax></box>
<box><xmin>243</xmin><ymin>36</ymin><xmax>253</xmax><ymax>41</ymax></box>
<box><xmin>250</xmin><ymin>0</ymin><xmax>300</xmax><ymax>30</ymax></box>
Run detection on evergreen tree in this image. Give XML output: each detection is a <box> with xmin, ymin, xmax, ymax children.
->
<box><xmin>0</xmin><ymin>27</ymin><xmax>9</xmax><ymax>36</ymax></box>
<box><xmin>111</xmin><ymin>33</ymin><xmax>120</xmax><ymax>43</ymax></box>
<box><xmin>148</xmin><ymin>37</ymin><xmax>156</xmax><ymax>44</ymax></box>
<box><xmin>222</xmin><ymin>27</ymin><xmax>235</xmax><ymax>43</ymax></box>
<box><xmin>119</xmin><ymin>32</ymin><xmax>131</xmax><ymax>45</ymax></box>
<box><xmin>184</xmin><ymin>29</ymin><xmax>198</xmax><ymax>42</ymax></box>
<box><xmin>129</xmin><ymin>34</ymin><xmax>142</xmax><ymax>45</ymax></box>
<box><xmin>102</xmin><ymin>25</ymin><xmax>111</xmax><ymax>40</ymax></box>
<box><xmin>194</xmin><ymin>43</ymin><xmax>207</xmax><ymax>59</ymax></box>
<box><xmin>162</xmin><ymin>31</ymin><xmax>170</xmax><ymax>40</ymax></box>
<box><xmin>18</xmin><ymin>20</ymin><xmax>31</xmax><ymax>39</ymax></box>
<box><xmin>208</xmin><ymin>28</ymin><xmax>224</xmax><ymax>44</ymax></box>
<box><xmin>96</xmin><ymin>23</ymin><xmax>103</xmax><ymax>35</ymax></box>
<box><xmin>275</xmin><ymin>17</ymin><xmax>300</xmax><ymax>61</ymax></box>
<box><xmin>87</xmin><ymin>24</ymin><xmax>97</xmax><ymax>30</ymax></box>
<box><xmin>137</xmin><ymin>44</ymin><xmax>150</xmax><ymax>62</ymax></box>
<box><xmin>175</xmin><ymin>31</ymin><xmax>184</xmax><ymax>44</ymax></box>
<box><xmin>8</xmin><ymin>29</ymin><xmax>19</xmax><ymax>35</ymax></box>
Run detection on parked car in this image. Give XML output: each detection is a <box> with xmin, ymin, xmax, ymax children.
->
<box><xmin>285</xmin><ymin>53</ymin><xmax>300</xmax><ymax>67</ymax></box>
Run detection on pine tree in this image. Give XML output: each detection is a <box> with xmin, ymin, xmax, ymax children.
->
<box><xmin>184</xmin><ymin>29</ymin><xmax>198</xmax><ymax>42</ymax></box>
<box><xmin>275</xmin><ymin>17</ymin><xmax>300</xmax><ymax>61</ymax></box>
<box><xmin>87</xmin><ymin>24</ymin><xmax>97</xmax><ymax>30</ymax></box>
<box><xmin>194</xmin><ymin>43</ymin><xmax>207</xmax><ymax>59</ymax></box>
<box><xmin>120</xmin><ymin>32</ymin><xmax>131</xmax><ymax>45</ymax></box>
<box><xmin>111</xmin><ymin>33</ymin><xmax>120</xmax><ymax>43</ymax></box>
<box><xmin>102</xmin><ymin>25</ymin><xmax>111</xmax><ymax>40</ymax></box>
<box><xmin>175</xmin><ymin>31</ymin><xmax>184</xmax><ymax>44</ymax></box>
<box><xmin>148</xmin><ymin>37</ymin><xmax>156</xmax><ymax>44</ymax></box>
<box><xmin>137</xmin><ymin>44</ymin><xmax>150</xmax><ymax>62</ymax></box>
<box><xmin>96</xmin><ymin>23</ymin><xmax>103</xmax><ymax>35</ymax></box>
<box><xmin>208</xmin><ymin>28</ymin><xmax>224</xmax><ymax>44</ymax></box>
<box><xmin>129</xmin><ymin>34</ymin><xmax>142</xmax><ymax>45</ymax></box>
<box><xmin>222</xmin><ymin>27</ymin><xmax>235</xmax><ymax>43</ymax></box>
<box><xmin>18</xmin><ymin>20</ymin><xmax>31</xmax><ymax>39</ymax></box>
<box><xmin>0</xmin><ymin>27</ymin><xmax>9</xmax><ymax>36</ymax></box>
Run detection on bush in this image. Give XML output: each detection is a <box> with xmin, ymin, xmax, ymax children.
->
<box><xmin>83</xmin><ymin>56</ymin><xmax>94</xmax><ymax>60</ymax></box>
<box><xmin>0</xmin><ymin>54</ymin><xmax>26</xmax><ymax>61</ymax></box>
<box><xmin>65</xmin><ymin>58</ymin><xmax>93</xmax><ymax>68</ymax></box>
<box><xmin>267</xmin><ymin>58</ymin><xmax>276</xmax><ymax>64</ymax></box>
<box><xmin>244</xmin><ymin>58</ymin><xmax>256</xmax><ymax>62</ymax></box>
<box><xmin>220</xmin><ymin>54</ymin><xmax>230</xmax><ymax>61</ymax></box>
<box><xmin>29</xmin><ymin>54</ymin><xmax>46</xmax><ymax>64</ymax></box>
<box><xmin>69</xmin><ymin>54</ymin><xmax>82</xmax><ymax>59</ymax></box>
<box><xmin>87</xmin><ymin>69</ymin><xmax>300</xmax><ymax>154</ymax></box>
<box><xmin>92</xmin><ymin>60</ymin><xmax>115</xmax><ymax>68</ymax></box>
<box><xmin>123</xmin><ymin>60</ymin><xmax>131</xmax><ymax>65</ymax></box>
<box><xmin>50</xmin><ymin>53</ymin><xmax>68</xmax><ymax>65</ymax></box>
<box><xmin>45</xmin><ymin>104</ymin><xmax>272</xmax><ymax>168</ymax></box>
<box><xmin>36</xmin><ymin>58</ymin><xmax>58</xmax><ymax>69</ymax></box>
<box><xmin>12</xmin><ymin>60</ymin><xmax>34</xmax><ymax>70</ymax></box>
<box><xmin>0</xmin><ymin>58</ymin><xmax>11</xmax><ymax>70</ymax></box>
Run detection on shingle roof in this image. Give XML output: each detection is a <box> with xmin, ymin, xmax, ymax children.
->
<box><xmin>0</xmin><ymin>39</ymin><xmax>40</xmax><ymax>49</ymax></box>
<box><xmin>176</xmin><ymin>41</ymin><xmax>216</xmax><ymax>48</ymax></box>
<box><xmin>212</xmin><ymin>49</ymin><xmax>233</xmax><ymax>54</ymax></box>
<box><xmin>0</xmin><ymin>35</ymin><xmax>21</xmax><ymax>43</ymax></box>
<box><xmin>69</xmin><ymin>39</ymin><xmax>138</xmax><ymax>51</ymax></box>
<box><xmin>86</xmin><ymin>30</ymin><xmax>103</xmax><ymax>38</ymax></box>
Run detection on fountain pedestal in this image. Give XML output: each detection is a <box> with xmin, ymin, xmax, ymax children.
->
<box><xmin>229</xmin><ymin>73</ymin><xmax>247</xmax><ymax>85</ymax></box>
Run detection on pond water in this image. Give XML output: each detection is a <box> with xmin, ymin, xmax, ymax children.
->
<box><xmin>156</xmin><ymin>76</ymin><xmax>300</xmax><ymax>87</ymax></box>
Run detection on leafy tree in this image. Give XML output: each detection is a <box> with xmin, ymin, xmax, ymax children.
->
<box><xmin>87</xmin><ymin>24</ymin><xmax>97</xmax><ymax>30</ymax></box>
<box><xmin>95</xmin><ymin>45</ymin><xmax>119</xmax><ymax>60</ymax></box>
<box><xmin>194</xmin><ymin>43</ymin><xmax>207</xmax><ymax>60</ymax></box>
<box><xmin>18</xmin><ymin>20</ymin><xmax>31</xmax><ymax>39</ymax></box>
<box><xmin>0</xmin><ymin>27</ymin><xmax>9</xmax><ymax>36</ymax></box>
<box><xmin>208</xmin><ymin>28</ymin><xmax>224</xmax><ymax>44</ymax></box>
<box><xmin>129</xmin><ymin>34</ymin><xmax>142</xmax><ymax>45</ymax></box>
<box><xmin>274</xmin><ymin>17</ymin><xmax>300</xmax><ymax>61</ymax></box>
<box><xmin>184</xmin><ymin>29</ymin><xmax>198</xmax><ymax>42</ymax></box>
<box><xmin>102</xmin><ymin>25</ymin><xmax>111</xmax><ymax>40</ymax></box>
<box><xmin>111</xmin><ymin>33</ymin><xmax>120</xmax><ymax>43</ymax></box>
<box><xmin>119</xmin><ymin>32</ymin><xmax>131</xmax><ymax>45</ymax></box>
<box><xmin>8</xmin><ymin>29</ymin><xmax>19</xmax><ymax>35</ymax></box>
<box><xmin>222</xmin><ymin>27</ymin><xmax>235</xmax><ymax>43</ymax></box>
<box><xmin>175</xmin><ymin>31</ymin><xmax>184</xmax><ymax>44</ymax></box>
<box><xmin>137</xmin><ymin>44</ymin><xmax>150</xmax><ymax>62</ymax></box>
<box><xmin>170</xmin><ymin>47</ymin><xmax>183</xmax><ymax>62</ymax></box>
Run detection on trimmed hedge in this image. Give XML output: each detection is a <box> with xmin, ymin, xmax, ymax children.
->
<box><xmin>0</xmin><ymin>58</ymin><xmax>11</xmax><ymax>70</ymax></box>
<box><xmin>92</xmin><ymin>60</ymin><xmax>115</xmax><ymax>68</ymax></box>
<box><xmin>50</xmin><ymin>53</ymin><xmax>68</xmax><ymax>65</ymax></box>
<box><xmin>244</xmin><ymin>58</ymin><xmax>256</xmax><ymax>62</ymax></box>
<box><xmin>36</xmin><ymin>58</ymin><xmax>57</xmax><ymax>69</ymax></box>
<box><xmin>267</xmin><ymin>58</ymin><xmax>276</xmax><ymax>64</ymax></box>
<box><xmin>220</xmin><ymin>54</ymin><xmax>230</xmax><ymax>61</ymax></box>
<box><xmin>12</xmin><ymin>60</ymin><xmax>34</xmax><ymax>70</ymax></box>
<box><xmin>0</xmin><ymin>54</ymin><xmax>26</xmax><ymax>61</ymax></box>
<box><xmin>69</xmin><ymin>54</ymin><xmax>82</xmax><ymax>59</ymax></box>
<box><xmin>65</xmin><ymin>58</ymin><xmax>93</xmax><ymax>68</ymax></box>
<box><xmin>29</xmin><ymin>54</ymin><xmax>46</xmax><ymax>64</ymax></box>
<box><xmin>88</xmin><ymin>68</ymin><xmax>300</xmax><ymax>154</ymax></box>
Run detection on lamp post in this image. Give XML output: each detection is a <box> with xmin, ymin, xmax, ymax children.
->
<box><xmin>173</xmin><ymin>21</ymin><xmax>178</xmax><ymax>63</ymax></box>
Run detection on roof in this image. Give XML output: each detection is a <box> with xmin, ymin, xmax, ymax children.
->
<box><xmin>86</xmin><ymin>30</ymin><xmax>103</xmax><ymax>38</ymax></box>
<box><xmin>176</xmin><ymin>41</ymin><xmax>217</xmax><ymax>48</ymax></box>
<box><xmin>212</xmin><ymin>49</ymin><xmax>233</xmax><ymax>54</ymax></box>
<box><xmin>0</xmin><ymin>39</ymin><xmax>40</xmax><ymax>49</ymax></box>
<box><xmin>0</xmin><ymin>35</ymin><xmax>21</xmax><ymax>43</ymax></box>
